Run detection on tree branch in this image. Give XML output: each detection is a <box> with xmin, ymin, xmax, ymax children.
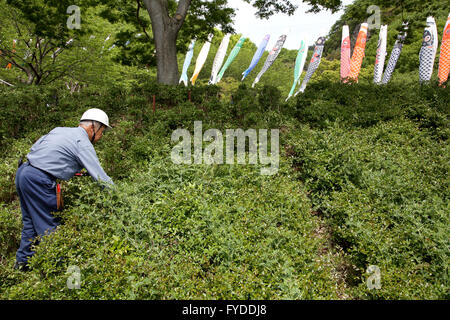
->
<box><xmin>136</xmin><ymin>0</ymin><xmax>151</xmax><ymax>40</ymax></box>
<box><xmin>173</xmin><ymin>0</ymin><xmax>191</xmax><ymax>29</ymax></box>
<box><xmin>43</xmin><ymin>58</ymin><xmax>84</xmax><ymax>85</ymax></box>
<box><xmin>0</xmin><ymin>50</ymin><xmax>34</xmax><ymax>83</ymax></box>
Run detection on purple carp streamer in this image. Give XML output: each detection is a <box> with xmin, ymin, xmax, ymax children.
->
<box><xmin>242</xmin><ymin>34</ymin><xmax>270</xmax><ymax>81</ymax></box>
<box><xmin>381</xmin><ymin>23</ymin><xmax>408</xmax><ymax>84</ymax></box>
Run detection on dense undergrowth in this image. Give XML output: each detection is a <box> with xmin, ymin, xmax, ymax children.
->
<box><xmin>0</xmin><ymin>79</ymin><xmax>448</xmax><ymax>299</ymax></box>
<box><xmin>285</xmin><ymin>81</ymin><xmax>449</xmax><ymax>299</ymax></box>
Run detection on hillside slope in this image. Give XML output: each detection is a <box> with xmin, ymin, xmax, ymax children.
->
<box><xmin>0</xmin><ymin>79</ymin><xmax>448</xmax><ymax>299</ymax></box>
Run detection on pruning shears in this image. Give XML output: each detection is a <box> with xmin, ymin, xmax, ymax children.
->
<box><xmin>75</xmin><ymin>169</ymin><xmax>88</xmax><ymax>177</ymax></box>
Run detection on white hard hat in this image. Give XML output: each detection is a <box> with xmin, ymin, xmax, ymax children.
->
<box><xmin>80</xmin><ymin>108</ymin><xmax>111</xmax><ymax>129</ymax></box>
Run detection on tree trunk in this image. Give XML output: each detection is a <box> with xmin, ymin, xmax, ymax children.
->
<box><xmin>154</xmin><ymin>24</ymin><xmax>179</xmax><ymax>84</ymax></box>
<box><xmin>143</xmin><ymin>0</ymin><xmax>191</xmax><ymax>85</ymax></box>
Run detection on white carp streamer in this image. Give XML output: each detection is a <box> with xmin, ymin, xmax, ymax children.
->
<box><xmin>374</xmin><ymin>25</ymin><xmax>388</xmax><ymax>84</ymax></box>
<box><xmin>209</xmin><ymin>34</ymin><xmax>231</xmax><ymax>85</ymax></box>
<box><xmin>179</xmin><ymin>39</ymin><xmax>196</xmax><ymax>86</ymax></box>
<box><xmin>419</xmin><ymin>16</ymin><xmax>438</xmax><ymax>83</ymax></box>
<box><xmin>191</xmin><ymin>34</ymin><xmax>214</xmax><ymax>86</ymax></box>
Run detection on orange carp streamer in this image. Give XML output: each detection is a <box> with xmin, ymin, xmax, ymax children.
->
<box><xmin>438</xmin><ymin>13</ymin><xmax>450</xmax><ymax>86</ymax></box>
<box><xmin>348</xmin><ymin>23</ymin><xmax>368</xmax><ymax>82</ymax></box>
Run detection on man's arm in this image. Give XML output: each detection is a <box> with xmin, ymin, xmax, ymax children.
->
<box><xmin>76</xmin><ymin>146</ymin><xmax>114</xmax><ymax>186</ymax></box>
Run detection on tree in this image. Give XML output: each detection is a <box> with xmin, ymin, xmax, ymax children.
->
<box><xmin>0</xmin><ymin>3</ymin><xmax>80</xmax><ymax>84</ymax></box>
<box><xmin>6</xmin><ymin>0</ymin><xmax>344</xmax><ymax>85</ymax></box>
<box><xmin>0</xmin><ymin>1</ymin><xmax>125</xmax><ymax>86</ymax></box>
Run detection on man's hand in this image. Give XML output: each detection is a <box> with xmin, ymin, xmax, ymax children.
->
<box><xmin>74</xmin><ymin>169</ymin><xmax>88</xmax><ymax>177</ymax></box>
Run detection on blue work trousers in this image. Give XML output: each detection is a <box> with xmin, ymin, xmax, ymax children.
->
<box><xmin>15</xmin><ymin>162</ymin><xmax>60</xmax><ymax>263</ymax></box>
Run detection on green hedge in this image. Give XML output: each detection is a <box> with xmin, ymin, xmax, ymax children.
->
<box><xmin>0</xmin><ymin>86</ymin><xmax>337</xmax><ymax>298</ymax></box>
<box><xmin>285</xmin><ymin>81</ymin><xmax>449</xmax><ymax>299</ymax></box>
<box><xmin>0</xmin><ymin>80</ymin><xmax>448</xmax><ymax>299</ymax></box>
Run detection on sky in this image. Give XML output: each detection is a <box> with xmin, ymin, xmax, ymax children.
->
<box><xmin>227</xmin><ymin>0</ymin><xmax>354</xmax><ymax>50</ymax></box>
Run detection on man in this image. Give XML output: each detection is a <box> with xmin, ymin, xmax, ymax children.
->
<box><xmin>14</xmin><ymin>108</ymin><xmax>114</xmax><ymax>271</ymax></box>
